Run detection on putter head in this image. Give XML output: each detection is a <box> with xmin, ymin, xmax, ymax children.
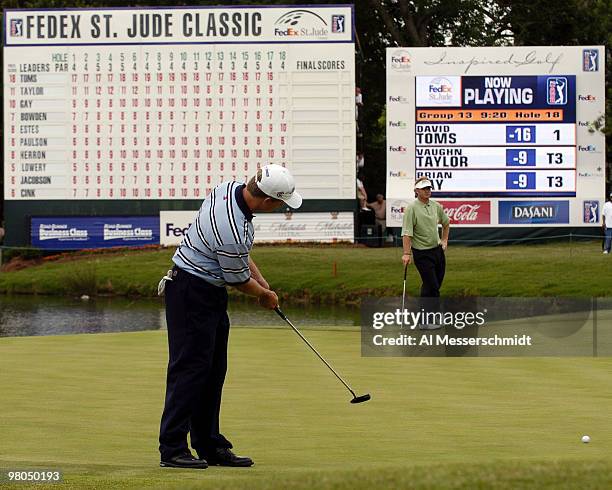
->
<box><xmin>350</xmin><ymin>393</ymin><xmax>371</xmax><ymax>404</ymax></box>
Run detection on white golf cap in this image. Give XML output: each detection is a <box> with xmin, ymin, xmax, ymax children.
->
<box><xmin>414</xmin><ymin>179</ymin><xmax>433</xmax><ymax>189</ymax></box>
<box><xmin>257</xmin><ymin>164</ymin><xmax>303</xmax><ymax>209</ymax></box>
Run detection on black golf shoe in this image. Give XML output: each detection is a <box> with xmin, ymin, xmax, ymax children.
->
<box><xmin>160</xmin><ymin>452</ymin><xmax>208</xmax><ymax>469</ymax></box>
<box><xmin>202</xmin><ymin>448</ymin><xmax>254</xmax><ymax>467</ymax></box>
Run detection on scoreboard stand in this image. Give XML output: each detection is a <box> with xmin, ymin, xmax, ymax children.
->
<box><xmin>386</xmin><ymin>46</ymin><xmax>606</xmax><ymax>235</ymax></box>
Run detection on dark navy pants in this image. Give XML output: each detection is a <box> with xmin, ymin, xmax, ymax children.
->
<box><xmin>412</xmin><ymin>245</ymin><xmax>446</xmax><ymax>297</ymax></box>
<box><xmin>159</xmin><ymin>267</ymin><xmax>233</xmax><ymax>461</ymax></box>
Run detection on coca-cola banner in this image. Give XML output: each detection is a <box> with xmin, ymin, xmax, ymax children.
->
<box><xmin>439</xmin><ymin>201</ymin><xmax>491</xmax><ymax>225</ymax></box>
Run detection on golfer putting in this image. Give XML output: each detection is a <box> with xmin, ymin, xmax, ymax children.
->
<box><xmin>157</xmin><ymin>164</ymin><xmax>302</xmax><ymax>470</ymax></box>
<box><xmin>401</xmin><ymin>177</ymin><xmax>450</xmax><ymax>329</ymax></box>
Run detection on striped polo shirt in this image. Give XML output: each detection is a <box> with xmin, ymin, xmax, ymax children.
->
<box><xmin>172</xmin><ymin>181</ymin><xmax>255</xmax><ymax>287</ymax></box>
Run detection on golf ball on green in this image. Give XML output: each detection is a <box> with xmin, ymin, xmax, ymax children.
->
<box><xmin>581</xmin><ymin>435</ymin><xmax>590</xmax><ymax>443</ymax></box>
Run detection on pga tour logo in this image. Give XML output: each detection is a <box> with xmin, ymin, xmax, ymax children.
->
<box><xmin>546</xmin><ymin>77</ymin><xmax>567</xmax><ymax>105</ymax></box>
<box><xmin>10</xmin><ymin>19</ymin><xmax>23</xmax><ymax>36</ymax></box>
<box><xmin>331</xmin><ymin>15</ymin><xmax>345</xmax><ymax>33</ymax></box>
<box><xmin>583</xmin><ymin>49</ymin><xmax>599</xmax><ymax>72</ymax></box>
<box><xmin>583</xmin><ymin>201</ymin><xmax>599</xmax><ymax>223</ymax></box>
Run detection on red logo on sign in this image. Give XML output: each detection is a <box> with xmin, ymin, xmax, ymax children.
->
<box><xmin>440</xmin><ymin>201</ymin><xmax>491</xmax><ymax>225</ymax></box>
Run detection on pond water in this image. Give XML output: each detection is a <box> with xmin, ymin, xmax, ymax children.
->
<box><xmin>0</xmin><ymin>295</ymin><xmax>360</xmax><ymax>338</ymax></box>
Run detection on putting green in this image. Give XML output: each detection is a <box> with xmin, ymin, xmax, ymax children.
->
<box><xmin>1</xmin><ymin>328</ymin><xmax>612</xmax><ymax>489</ymax></box>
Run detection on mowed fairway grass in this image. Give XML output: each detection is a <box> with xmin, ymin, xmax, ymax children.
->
<box><xmin>0</xmin><ymin>241</ymin><xmax>610</xmax><ymax>298</ymax></box>
<box><xmin>2</xmin><ymin>329</ymin><xmax>612</xmax><ymax>489</ymax></box>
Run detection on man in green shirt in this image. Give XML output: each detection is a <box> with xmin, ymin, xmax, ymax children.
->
<box><xmin>401</xmin><ymin>177</ymin><xmax>450</xmax><ymax>299</ymax></box>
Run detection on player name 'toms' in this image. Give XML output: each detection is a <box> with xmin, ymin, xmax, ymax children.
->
<box><xmin>14</xmin><ymin>12</ymin><xmax>263</xmax><ymax>39</ymax></box>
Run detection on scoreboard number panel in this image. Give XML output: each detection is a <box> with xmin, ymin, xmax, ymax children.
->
<box><xmin>414</xmin><ymin>74</ymin><xmax>577</xmax><ymax>197</ymax></box>
<box><xmin>415</xmin><ymin>123</ymin><xmax>575</xmax><ymax>146</ymax></box>
<box><xmin>414</xmin><ymin>169</ymin><xmax>575</xmax><ymax>193</ymax></box>
<box><xmin>3</xmin><ymin>6</ymin><xmax>355</xmax><ymax>201</ymax></box>
<box><xmin>415</xmin><ymin>146</ymin><xmax>575</xmax><ymax>170</ymax></box>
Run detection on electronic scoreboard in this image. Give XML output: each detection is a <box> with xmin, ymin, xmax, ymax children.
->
<box><xmin>415</xmin><ymin>75</ymin><xmax>576</xmax><ymax>196</ymax></box>
<box><xmin>387</xmin><ymin>47</ymin><xmax>605</xmax><ymax>228</ymax></box>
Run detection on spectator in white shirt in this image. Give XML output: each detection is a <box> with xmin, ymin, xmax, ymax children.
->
<box><xmin>356</xmin><ymin>151</ymin><xmax>364</xmax><ymax>170</ymax></box>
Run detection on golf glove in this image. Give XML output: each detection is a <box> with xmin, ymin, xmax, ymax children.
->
<box><xmin>157</xmin><ymin>270</ymin><xmax>174</xmax><ymax>296</ymax></box>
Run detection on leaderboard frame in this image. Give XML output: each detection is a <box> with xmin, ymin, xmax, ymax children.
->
<box><xmin>386</xmin><ymin>46</ymin><xmax>605</xmax><ymax>228</ymax></box>
<box><xmin>2</xmin><ymin>5</ymin><xmax>356</xmax><ymax>246</ymax></box>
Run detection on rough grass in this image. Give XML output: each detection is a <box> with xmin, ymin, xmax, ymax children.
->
<box><xmin>1</xmin><ymin>329</ymin><xmax>612</xmax><ymax>489</ymax></box>
<box><xmin>0</xmin><ymin>242</ymin><xmax>610</xmax><ymax>300</ymax></box>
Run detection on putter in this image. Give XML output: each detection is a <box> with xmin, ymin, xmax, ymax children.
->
<box><xmin>274</xmin><ymin>306</ymin><xmax>371</xmax><ymax>404</ymax></box>
<box><xmin>401</xmin><ymin>263</ymin><xmax>408</xmax><ymax>313</ymax></box>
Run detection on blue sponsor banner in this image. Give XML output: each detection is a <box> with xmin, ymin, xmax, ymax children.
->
<box><xmin>31</xmin><ymin>216</ymin><xmax>160</xmax><ymax>250</ymax></box>
<box><xmin>462</xmin><ymin>75</ymin><xmax>576</xmax><ymax>122</ymax></box>
<box><xmin>498</xmin><ymin>201</ymin><xmax>570</xmax><ymax>225</ymax></box>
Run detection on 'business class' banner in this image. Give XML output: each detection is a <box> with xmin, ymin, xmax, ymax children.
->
<box><xmin>31</xmin><ymin>216</ymin><xmax>159</xmax><ymax>249</ymax></box>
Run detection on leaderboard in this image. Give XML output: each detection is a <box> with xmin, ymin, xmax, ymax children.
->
<box><xmin>3</xmin><ymin>7</ymin><xmax>355</xmax><ymax>201</ymax></box>
<box><xmin>415</xmin><ymin>75</ymin><xmax>577</xmax><ymax>196</ymax></box>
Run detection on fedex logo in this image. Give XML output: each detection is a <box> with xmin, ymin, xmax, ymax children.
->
<box><xmin>388</xmin><ymin>95</ymin><xmax>409</xmax><ymax>104</ymax></box>
<box><xmin>165</xmin><ymin>223</ymin><xmax>191</xmax><ymax>237</ymax></box>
